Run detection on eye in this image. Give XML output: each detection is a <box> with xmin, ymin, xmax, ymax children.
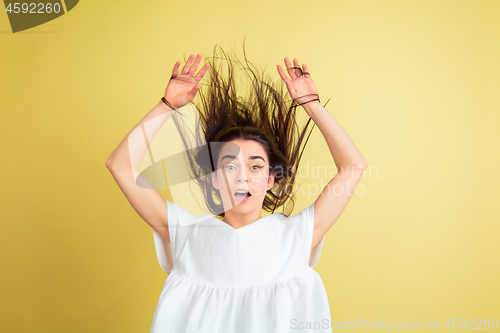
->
<box><xmin>250</xmin><ymin>165</ymin><xmax>264</xmax><ymax>171</ymax></box>
<box><xmin>224</xmin><ymin>164</ymin><xmax>236</xmax><ymax>171</ymax></box>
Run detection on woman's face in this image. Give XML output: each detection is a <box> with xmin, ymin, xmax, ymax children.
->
<box><xmin>211</xmin><ymin>139</ymin><xmax>275</xmax><ymax>215</ymax></box>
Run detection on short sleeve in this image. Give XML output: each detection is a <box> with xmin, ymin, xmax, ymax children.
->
<box><xmin>152</xmin><ymin>200</ymin><xmax>177</xmax><ymax>274</ymax></box>
<box><xmin>294</xmin><ymin>202</ymin><xmax>325</xmax><ymax>268</ymax></box>
<box><xmin>152</xmin><ymin>200</ymin><xmax>201</xmax><ymax>273</ymax></box>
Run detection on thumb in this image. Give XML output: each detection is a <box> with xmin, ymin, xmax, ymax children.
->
<box><xmin>188</xmin><ymin>85</ymin><xmax>201</xmax><ymax>99</ymax></box>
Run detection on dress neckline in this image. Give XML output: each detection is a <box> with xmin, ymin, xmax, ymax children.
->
<box><xmin>208</xmin><ymin>214</ymin><xmax>274</xmax><ymax>231</ymax></box>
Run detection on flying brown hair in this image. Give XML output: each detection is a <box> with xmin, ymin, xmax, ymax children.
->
<box><xmin>170</xmin><ymin>42</ymin><xmax>328</xmax><ymax>218</ymax></box>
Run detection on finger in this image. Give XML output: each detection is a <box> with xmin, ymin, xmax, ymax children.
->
<box><xmin>276</xmin><ymin>64</ymin><xmax>290</xmax><ymax>82</ymax></box>
<box><xmin>188</xmin><ymin>85</ymin><xmax>202</xmax><ymax>100</ymax></box>
<box><xmin>181</xmin><ymin>54</ymin><xmax>195</xmax><ymax>75</ymax></box>
<box><xmin>194</xmin><ymin>62</ymin><xmax>210</xmax><ymax>82</ymax></box>
<box><xmin>171</xmin><ymin>60</ymin><xmax>181</xmax><ymax>78</ymax></box>
<box><xmin>284</xmin><ymin>57</ymin><xmax>297</xmax><ymax>80</ymax></box>
<box><xmin>188</xmin><ymin>54</ymin><xmax>202</xmax><ymax>77</ymax></box>
<box><xmin>277</xmin><ymin>65</ymin><xmax>296</xmax><ymax>96</ymax></box>
<box><xmin>293</xmin><ymin>58</ymin><xmax>302</xmax><ymax>77</ymax></box>
<box><xmin>303</xmin><ymin>63</ymin><xmax>311</xmax><ymax>78</ymax></box>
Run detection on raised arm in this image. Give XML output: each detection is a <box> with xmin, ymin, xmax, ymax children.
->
<box><xmin>277</xmin><ymin>58</ymin><xmax>368</xmax><ymax>250</ymax></box>
<box><xmin>105</xmin><ymin>54</ymin><xmax>209</xmax><ymax>243</ymax></box>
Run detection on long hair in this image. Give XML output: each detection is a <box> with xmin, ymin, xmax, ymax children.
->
<box><xmin>171</xmin><ymin>43</ymin><xmax>322</xmax><ymax>218</ymax></box>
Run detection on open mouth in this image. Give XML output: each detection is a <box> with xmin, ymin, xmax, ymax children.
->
<box><xmin>234</xmin><ymin>190</ymin><xmax>252</xmax><ymax>198</ymax></box>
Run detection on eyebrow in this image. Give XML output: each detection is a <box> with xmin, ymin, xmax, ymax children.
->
<box><xmin>220</xmin><ymin>154</ymin><xmax>266</xmax><ymax>163</ymax></box>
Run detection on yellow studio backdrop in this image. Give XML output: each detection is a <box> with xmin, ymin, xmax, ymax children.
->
<box><xmin>1</xmin><ymin>0</ymin><xmax>499</xmax><ymax>332</ymax></box>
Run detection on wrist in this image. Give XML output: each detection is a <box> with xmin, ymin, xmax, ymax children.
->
<box><xmin>294</xmin><ymin>93</ymin><xmax>319</xmax><ymax>105</ymax></box>
<box><xmin>160</xmin><ymin>97</ymin><xmax>183</xmax><ymax>115</ymax></box>
<box><xmin>293</xmin><ymin>93</ymin><xmax>321</xmax><ymax>114</ymax></box>
<box><xmin>301</xmin><ymin>100</ymin><xmax>322</xmax><ymax>114</ymax></box>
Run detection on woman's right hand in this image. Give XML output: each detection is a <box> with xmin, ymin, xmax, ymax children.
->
<box><xmin>164</xmin><ymin>54</ymin><xmax>210</xmax><ymax>110</ymax></box>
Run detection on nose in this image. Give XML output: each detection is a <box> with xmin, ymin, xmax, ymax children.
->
<box><xmin>237</xmin><ymin>168</ymin><xmax>249</xmax><ymax>182</ymax></box>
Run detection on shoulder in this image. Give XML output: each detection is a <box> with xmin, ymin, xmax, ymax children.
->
<box><xmin>265</xmin><ymin>204</ymin><xmax>315</xmax><ymax>224</ymax></box>
<box><xmin>289</xmin><ymin>203</ymin><xmax>315</xmax><ymax>222</ymax></box>
<box><xmin>165</xmin><ymin>200</ymin><xmax>205</xmax><ymax>228</ymax></box>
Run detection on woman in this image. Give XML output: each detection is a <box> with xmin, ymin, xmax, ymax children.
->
<box><xmin>106</xmin><ymin>46</ymin><xmax>367</xmax><ymax>332</ymax></box>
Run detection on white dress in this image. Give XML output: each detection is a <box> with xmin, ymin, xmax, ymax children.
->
<box><xmin>150</xmin><ymin>199</ymin><xmax>332</xmax><ymax>332</ymax></box>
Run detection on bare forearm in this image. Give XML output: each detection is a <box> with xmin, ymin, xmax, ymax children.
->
<box><xmin>105</xmin><ymin>101</ymin><xmax>174</xmax><ymax>172</ymax></box>
<box><xmin>303</xmin><ymin>102</ymin><xmax>367</xmax><ymax>171</ymax></box>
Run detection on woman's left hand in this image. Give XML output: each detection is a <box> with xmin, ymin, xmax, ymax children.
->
<box><xmin>277</xmin><ymin>57</ymin><xmax>319</xmax><ymax>105</ymax></box>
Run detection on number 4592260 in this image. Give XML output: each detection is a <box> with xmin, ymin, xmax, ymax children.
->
<box><xmin>444</xmin><ymin>319</ymin><xmax>498</xmax><ymax>329</ymax></box>
<box><xmin>5</xmin><ymin>3</ymin><xmax>62</xmax><ymax>14</ymax></box>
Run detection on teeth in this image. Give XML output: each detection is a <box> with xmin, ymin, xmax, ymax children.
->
<box><xmin>235</xmin><ymin>190</ymin><xmax>250</xmax><ymax>196</ymax></box>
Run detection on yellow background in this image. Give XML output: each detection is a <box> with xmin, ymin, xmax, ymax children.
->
<box><xmin>1</xmin><ymin>0</ymin><xmax>499</xmax><ymax>332</ymax></box>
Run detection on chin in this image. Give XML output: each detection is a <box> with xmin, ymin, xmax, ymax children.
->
<box><xmin>232</xmin><ymin>197</ymin><xmax>262</xmax><ymax>213</ymax></box>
